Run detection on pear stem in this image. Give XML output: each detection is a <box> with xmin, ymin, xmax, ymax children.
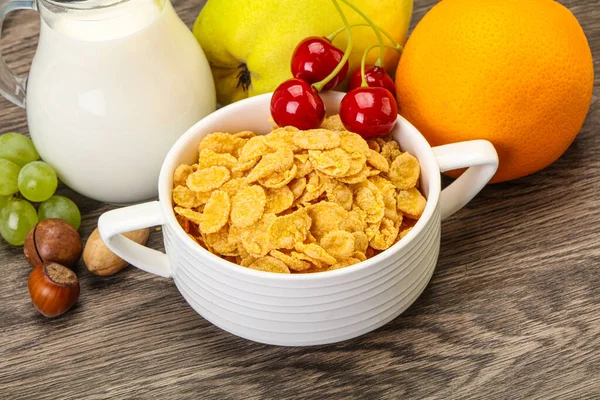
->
<box><xmin>360</xmin><ymin>44</ymin><xmax>402</xmax><ymax>87</ymax></box>
<box><xmin>313</xmin><ymin>0</ymin><xmax>353</xmax><ymax>92</ymax></box>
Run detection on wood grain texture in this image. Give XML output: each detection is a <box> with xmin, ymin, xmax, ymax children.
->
<box><xmin>0</xmin><ymin>0</ymin><xmax>598</xmax><ymax>398</ymax></box>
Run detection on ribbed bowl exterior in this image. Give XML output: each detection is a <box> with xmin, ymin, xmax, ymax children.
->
<box><xmin>163</xmin><ymin>206</ymin><xmax>441</xmax><ymax>346</ymax></box>
<box><xmin>157</xmin><ymin>92</ymin><xmax>445</xmax><ymax>346</ymax></box>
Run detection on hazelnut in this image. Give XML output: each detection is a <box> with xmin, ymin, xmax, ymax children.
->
<box><xmin>24</xmin><ymin>219</ymin><xmax>83</xmax><ymax>268</ymax></box>
<box><xmin>28</xmin><ymin>261</ymin><xmax>80</xmax><ymax>318</ymax></box>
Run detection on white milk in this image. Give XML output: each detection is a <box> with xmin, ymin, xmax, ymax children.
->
<box><xmin>26</xmin><ymin>0</ymin><xmax>216</xmax><ymax>203</ymax></box>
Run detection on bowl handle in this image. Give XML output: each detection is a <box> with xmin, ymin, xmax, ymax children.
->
<box><xmin>98</xmin><ymin>201</ymin><xmax>172</xmax><ymax>278</ymax></box>
<box><xmin>432</xmin><ymin>140</ymin><xmax>499</xmax><ymax>221</ymax></box>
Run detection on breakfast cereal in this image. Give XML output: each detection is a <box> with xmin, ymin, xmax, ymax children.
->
<box><xmin>388</xmin><ymin>152</ymin><xmax>421</xmax><ymax>189</ymax></box>
<box><xmin>200</xmin><ymin>190</ymin><xmax>230</xmax><ymax>233</ymax></box>
<box><xmin>172</xmin><ymin>115</ymin><xmax>426</xmax><ymax>274</ymax></box>
<box><xmin>230</xmin><ymin>185</ymin><xmax>266</xmax><ymax>227</ymax></box>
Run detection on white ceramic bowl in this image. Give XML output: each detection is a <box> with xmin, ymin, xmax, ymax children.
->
<box><xmin>98</xmin><ymin>92</ymin><xmax>498</xmax><ymax>346</ymax></box>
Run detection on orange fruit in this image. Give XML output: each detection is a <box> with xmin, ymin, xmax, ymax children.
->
<box><xmin>395</xmin><ymin>0</ymin><xmax>594</xmax><ymax>183</ymax></box>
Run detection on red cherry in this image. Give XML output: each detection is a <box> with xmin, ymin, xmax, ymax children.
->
<box><xmin>291</xmin><ymin>37</ymin><xmax>349</xmax><ymax>90</ymax></box>
<box><xmin>339</xmin><ymin>87</ymin><xmax>398</xmax><ymax>139</ymax></box>
<box><xmin>271</xmin><ymin>78</ymin><xmax>326</xmax><ymax>130</ymax></box>
<box><xmin>348</xmin><ymin>65</ymin><xmax>396</xmax><ymax>96</ymax></box>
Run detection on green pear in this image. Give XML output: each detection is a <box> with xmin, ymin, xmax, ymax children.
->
<box><xmin>193</xmin><ymin>0</ymin><xmax>413</xmax><ymax>105</ymax></box>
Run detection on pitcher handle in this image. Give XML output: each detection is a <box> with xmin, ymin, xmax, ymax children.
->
<box><xmin>433</xmin><ymin>140</ymin><xmax>499</xmax><ymax>221</ymax></box>
<box><xmin>98</xmin><ymin>201</ymin><xmax>172</xmax><ymax>278</ymax></box>
<box><xmin>0</xmin><ymin>0</ymin><xmax>35</xmax><ymax>107</ymax></box>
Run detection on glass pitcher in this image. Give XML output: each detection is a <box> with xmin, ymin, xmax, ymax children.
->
<box><xmin>0</xmin><ymin>0</ymin><xmax>215</xmax><ymax>203</ymax></box>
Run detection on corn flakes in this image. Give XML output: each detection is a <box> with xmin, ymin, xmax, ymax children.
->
<box><xmin>220</xmin><ymin>178</ymin><xmax>246</xmax><ymax>197</ymax></box>
<box><xmin>370</xmin><ymin>218</ymin><xmax>399</xmax><ymax>250</ymax></box>
<box><xmin>389</xmin><ymin>152</ymin><xmax>420</xmax><ymax>190</ymax></box>
<box><xmin>399</xmin><ymin>227</ymin><xmax>412</xmax><ymax>240</ymax></box>
<box><xmin>233</xmin><ymin>131</ymin><xmax>255</xmax><ymax>139</ymax></box>
<box><xmin>230</xmin><ymin>185</ymin><xmax>266</xmax><ymax>228</ymax></box>
<box><xmin>307</xmin><ymin>201</ymin><xmax>348</xmax><ymax>240</ymax></box>
<box><xmin>343</xmin><ymin>152</ymin><xmax>367</xmax><ymax>177</ymax></box>
<box><xmin>380</xmin><ymin>140</ymin><xmax>402</xmax><ymax>164</ymax></box>
<box><xmin>293</xmin><ymin>129</ymin><xmax>340</xmax><ymax>150</ymax></box>
<box><xmin>290</xmin><ymin>251</ymin><xmax>326</xmax><ymax>270</ymax></box>
<box><xmin>295</xmin><ymin>243</ymin><xmax>337</xmax><ymax>265</ymax></box>
<box><xmin>268</xmin><ymin>208</ymin><xmax>311</xmax><ymax>249</ymax></box>
<box><xmin>370</xmin><ymin>176</ymin><xmax>400</xmax><ymax>222</ymax></box>
<box><xmin>204</xmin><ymin>225</ymin><xmax>238</xmax><ymax>256</ymax></box>
<box><xmin>265</xmin><ymin>127</ymin><xmax>300</xmax><ymax>152</ymax></box>
<box><xmin>289</xmin><ymin>177</ymin><xmax>307</xmax><ymax>199</ymax></box>
<box><xmin>319</xmin><ymin>114</ymin><xmax>345</xmax><ymax>131</ymax></box>
<box><xmin>186</xmin><ymin>166</ymin><xmax>231</xmax><ymax>192</ymax></box>
<box><xmin>352</xmin><ymin>231</ymin><xmax>369</xmax><ymax>254</ymax></box>
<box><xmin>258</xmin><ymin>164</ymin><xmax>297</xmax><ymax>188</ymax></box>
<box><xmin>296</xmin><ymin>172</ymin><xmax>325</xmax><ymax>205</ymax></box>
<box><xmin>174</xmin><ymin>207</ymin><xmax>203</xmax><ymax>225</ymax></box>
<box><xmin>365</xmin><ymin>221</ymin><xmax>381</xmax><ymax>241</ymax></box>
<box><xmin>309</xmin><ymin>148</ymin><xmax>351</xmax><ymax>177</ymax></box>
<box><xmin>264</xmin><ymin>186</ymin><xmax>294</xmax><ymax>214</ymax></box>
<box><xmin>367</xmin><ymin>140</ymin><xmax>380</xmax><ymax>152</ymax></box>
<box><xmin>232</xmin><ymin>157</ymin><xmax>259</xmax><ymax>173</ymax></box>
<box><xmin>172</xmin><ymin>116</ymin><xmax>426</xmax><ymax>273</ymax></box>
<box><xmin>200</xmin><ymin>190</ymin><xmax>231</xmax><ymax>234</ymax></box>
<box><xmin>352</xmin><ymin>251</ymin><xmax>367</xmax><ymax>262</ymax></box>
<box><xmin>336</xmin><ymin>165</ymin><xmax>370</xmax><ymax>184</ymax></box>
<box><xmin>366</xmin><ymin>149</ymin><xmax>390</xmax><ymax>172</ymax></box>
<box><xmin>339</xmin><ymin>131</ymin><xmax>370</xmax><ymax>155</ymax></box>
<box><xmin>240</xmin><ymin>255</ymin><xmax>258</xmax><ymax>267</ymax></box>
<box><xmin>396</xmin><ymin>187</ymin><xmax>427</xmax><ymax>219</ymax></box>
<box><xmin>240</xmin><ymin>213</ymin><xmax>277</xmax><ymax>257</ymax></box>
<box><xmin>293</xmin><ymin>154</ymin><xmax>313</xmax><ymax>178</ymax></box>
<box><xmin>320</xmin><ymin>230</ymin><xmax>355</xmax><ymax>261</ymax></box>
<box><xmin>368</xmin><ymin>168</ymin><xmax>381</xmax><ymax>177</ymax></box>
<box><xmin>270</xmin><ymin>249</ymin><xmax>312</xmax><ymax>272</ymax></box>
<box><xmin>239</xmin><ymin>135</ymin><xmax>271</xmax><ymax>162</ymax></box>
<box><xmin>323</xmin><ymin>178</ymin><xmax>353</xmax><ymax>211</ymax></box>
<box><xmin>339</xmin><ymin>210</ymin><xmax>367</xmax><ymax>233</ymax></box>
<box><xmin>328</xmin><ymin>257</ymin><xmax>362</xmax><ymax>271</ymax></box>
<box><xmin>172</xmin><ymin>185</ymin><xmax>201</xmax><ymax>208</ymax></box>
<box><xmin>246</xmin><ymin>147</ymin><xmax>294</xmax><ymax>183</ymax></box>
<box><xmin>199</xmin><ymin>132</ymin><xmax>238</xmax><ymax>154</ymax></box>
<box><xmin>173</xmin><ymin>164</ymin><xmax>194</xmax><ymax>187</ymax></box>
<box><xmin>248</xmin><ymin>256</ymin><xmax>291</xmax><ymax>274</ymax></box>
<box><xmin>198</xmin><ymin>148</ymin><xmax>238</xmax><ymax>170</ymax></box>
<box><xmin>354</xmin><ymin>185</ymin><xmax>385</xmax><ymax>224</ymax></box>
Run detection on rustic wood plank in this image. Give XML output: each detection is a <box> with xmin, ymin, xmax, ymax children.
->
<box><xmin>0</xmin><ymin>0</ymin><xmax>598</xmax><ymax>399</ymax></box>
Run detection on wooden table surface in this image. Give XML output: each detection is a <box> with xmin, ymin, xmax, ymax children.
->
<box><xmin>1</xmin><ymin>0</ymin><xmax>598</xmax><ymax>398</ymax></box>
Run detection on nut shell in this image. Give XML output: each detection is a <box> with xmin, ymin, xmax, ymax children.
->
<box><xmin>28</xmin><ymin>262</ymin><xmax>80</xmax><ymax>318</ymax></box>
<box><xmin>23</xmin><ymin>228</ymin><xmax>42</xmax><ymax>266</ymax></box>
<box><xmin>24</xmin><ymin>219</ymin><xmax>83</xmax><ymax>268</ymax></box>
<box><xmin>84</xmin><ymin>227</ymin><xmax>150</xmax><ymax>276</ymax></box>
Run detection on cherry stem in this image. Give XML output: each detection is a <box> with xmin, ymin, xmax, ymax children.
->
<box><xmin>360</xmin><ymin>44</ymin><xmax>402</xmax><ymax>87</ymax></box>
<box><xmin>313</xmin><ymin>0</ymin><xmax>353</xmax><ymax>92</ymax></box>
<box><xmin>340</xmin><ymin>0</ymin><xmax>385</xmax><ymax>66</ymax></box>
<box><xmin>326</xmin><ymin>23</ymin><xmax>404</xmax><ymax>52</ymax></box>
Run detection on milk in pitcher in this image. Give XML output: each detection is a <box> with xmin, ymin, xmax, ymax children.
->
<box><xmin>25</xmin><ymin>0</ymin><xmax>216</xmax><ymax>203</ymax></box>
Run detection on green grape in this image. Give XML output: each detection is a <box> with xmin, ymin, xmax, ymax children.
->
<box><xmin>0</xmin><ymin>158</ymin><xmax>20</xmax><ymax>196</ymax></box>
<box><xmin>0</xmin><ymin>132</ymin><xmax>39</xmax><ymax>167</ymax></box>
<box><xmin>38</xmin><ymin>195</ymin><xmax>81</xmax><ymax>230</ymax></box>
<box><xmin>18</xmin><ymin>161</ymin><xmax>57</xmax><ymax>202</ymax></box>
<box><xmin>0</xmin><ymin>195</ymin><xmax>9</xmax><ymax>210</ymax></box>
<box><xmin>0</xmin><ymin>198</ymin><xmax>38</xmax><ymax>245</ymax></box>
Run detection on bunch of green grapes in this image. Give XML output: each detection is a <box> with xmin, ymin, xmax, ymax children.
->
<box><xmin>0</xmin><ymin>133</ymin><xmax>81</xmax><ymax>245</ymax></box>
